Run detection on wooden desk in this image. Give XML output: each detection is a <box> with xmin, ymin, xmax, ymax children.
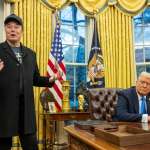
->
<box><xmin>43</xmin><ymin>112</ymin><xmax>90</xmax><ymax>150</ymax></box>
<box><xmin>64</xmin><ymin>125</ymin><xmax>150</xmax><ymax>150</ymax></box>
<box><xmin>44</xmin><ymin>112</ymin><xmax>90</xmax><ymax>121</ymax></box>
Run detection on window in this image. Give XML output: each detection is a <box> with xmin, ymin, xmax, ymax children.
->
<box><xmin>134</xmin><ymin>8</ymin><xmax>150</xmax><ymax>77</ymax></box>
<box><xmin>60</xmin><ymin>4</ymin><xmax>88</xmax><ymax>109</ymax></box>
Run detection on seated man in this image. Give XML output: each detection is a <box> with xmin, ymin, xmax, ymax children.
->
<box><xmin>116</xmin><ymin>71</ymin><xmax>150</xmax><ymax>122</ymax></box>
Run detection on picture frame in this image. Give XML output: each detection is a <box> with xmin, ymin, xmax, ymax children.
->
<box><xmin>48</xmin><ymin>102</ymin><xmax>56</xmax><ymax>113</ymax></box>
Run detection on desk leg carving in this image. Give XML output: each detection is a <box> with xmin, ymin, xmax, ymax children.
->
<box><xmin>69</xmin><ymin>135</ymin><xmax>94</xmax><ymax>150</ymax></box>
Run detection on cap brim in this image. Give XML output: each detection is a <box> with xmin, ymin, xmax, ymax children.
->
<box><xmin>4</xmin><ymin>17</ymin><xmax>22</xmax><ymax>26</ymax></box>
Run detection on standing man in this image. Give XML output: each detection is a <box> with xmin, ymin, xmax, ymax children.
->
<box><xmin>0</xmin><ymin>14</ymin><xmax>59</xmax><ymax>150</ymax></box>
<box><xmin>116</xmin><ymin>71</ymin><xmax>150</xmax><ymax>123</ymax></box>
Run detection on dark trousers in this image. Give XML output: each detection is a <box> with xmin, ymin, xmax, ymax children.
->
<box><xmin>0</xmin><ymin>95</ymin><xmax>38</xmax><ymax>150</ymax></box>
<box><xmin>0</xmin><ymin>133</ymin><xmax>38</xmax><ymax>150</ymax></box>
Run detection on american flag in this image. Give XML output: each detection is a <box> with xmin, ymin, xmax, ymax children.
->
<box><xmin>47</xmin><ymin>21</ymin><xmax>66</xmax><ymax>111</ymax></box>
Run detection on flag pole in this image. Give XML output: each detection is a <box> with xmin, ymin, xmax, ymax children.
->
<box><xmin>94</xmin><ymin>17</ymin><xmax>99</xmax><ymax>65</ymax></box>
<box><xmin>54</xmin><ymin>10</ymin><xmax>59</xmax><ymax>68</ymax></box>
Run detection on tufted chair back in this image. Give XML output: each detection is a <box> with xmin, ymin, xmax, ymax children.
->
<box><xmin>89</xmin><ymin>88</ymin><xmax>122</xmax><ymax>121</ymax></box>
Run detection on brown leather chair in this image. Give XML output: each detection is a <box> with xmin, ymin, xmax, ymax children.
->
<box><xmin>89</xmin><ymin>88</ymin><xmax>122</xmax><ymax>121</ymax></box>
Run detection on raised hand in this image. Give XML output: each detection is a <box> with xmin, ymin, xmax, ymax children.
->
<box><xmin>49</xmin><ymin>71</ymin><xmax>63</xmax><ymax>83</ymax></box>
<box><xmin>0</xmin><ymin>59</ymin><xmax>4</xmax><ymax>71</ymax></box>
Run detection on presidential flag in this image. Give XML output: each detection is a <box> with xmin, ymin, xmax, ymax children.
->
<box><xmin>87</xmin><ymin>18</ymin><xmax>105</xmax><ymax>88</ymax></box>
<box><xmin>47</xmin><ymin>20</ymin><xmax>66</xmax><ymax>111</ymax></box>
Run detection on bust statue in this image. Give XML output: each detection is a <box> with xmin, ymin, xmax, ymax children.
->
<box><xmin>76</xmin><ymin>82</ymin><xmax>89</xmax><ymax>112</ymax></box>
<box><xmin>78</xmin><ymin>94</ymin><xmax>84</xmax><ymax>111</ymax></box>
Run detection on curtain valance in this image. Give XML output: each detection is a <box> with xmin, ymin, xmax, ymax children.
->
<box><xmin>5</xmin><ymin>0</ymin><xmax>150</xmax><ymax>16</ymax></box>
<box><xmin>115</xmin><ymin>0</ymin><xmax>148</xmax><ymax>15</ymax></box>
<box><xmin>41</xmin><ymin>0</ymin><xmax>149</xmax><ymax>16</ymax></box>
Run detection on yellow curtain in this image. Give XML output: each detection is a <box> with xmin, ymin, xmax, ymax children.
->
<box><xmin>97</xmin><ymin>6</ymin><xmax>135</xmax><ymax>88</ymax></box>
<box><xmin>11</xmin><ymin>0</ymin><xmax>52</xmax><ymax>150</ymax></box>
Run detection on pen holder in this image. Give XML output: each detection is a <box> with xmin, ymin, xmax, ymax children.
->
<box><xmin>62</xmin><ymin>80</ymin><xmax>70</xmax><ymax>112</ymax></box>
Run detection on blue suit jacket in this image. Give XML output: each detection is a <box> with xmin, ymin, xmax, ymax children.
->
<box><xmin>116</xmin><ymin>87</ymin><xmax>150</xmax><ymax>122</ymax></box>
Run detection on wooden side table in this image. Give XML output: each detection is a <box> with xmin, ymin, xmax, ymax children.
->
<box><xmin>42</xmin><ymin>112</ymin><xmax>91</xmax><ymax>150</ymax></box>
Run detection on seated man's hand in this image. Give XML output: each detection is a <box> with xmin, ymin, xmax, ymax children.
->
<box><xmin>148</xmin><ymin>116</ymin><xmax>150</xmax><ymax>122</ymax></box>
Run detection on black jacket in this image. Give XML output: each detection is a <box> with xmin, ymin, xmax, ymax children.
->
<box><xmin>0</xmin><ymin>41</ymin><xmax>53</xmax><ymax>137</ymax></box>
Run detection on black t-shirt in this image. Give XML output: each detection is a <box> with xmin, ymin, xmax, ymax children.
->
<box><xmin>11</xmin><ymin>47</ymin><xmax>22</xmax><ymax>64</ymax></box>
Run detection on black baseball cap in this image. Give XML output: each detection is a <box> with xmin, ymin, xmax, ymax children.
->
<box><xmin>4</xmin><ymin>13</ymin><xmax>23</xmax><ymax>26</ymax></box>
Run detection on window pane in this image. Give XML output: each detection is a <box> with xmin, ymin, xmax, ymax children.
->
<box><xmin>136</xmin><ymin>65</ymin><xmax>145</xmax><ymax>76</ymax></box>
<box><xmin>73</xmin><ymin>30</ymin><xmax>80</xmax><ymax>46</ymax></box>
<box><xmin>146</xmin><ymin>65</ymin><xmax>150</xmax><ymax>73</ymax></box>
<box><xmin>78</xmin><ymin>26</ymin><xmax>86</xmax><ymax>38</ymax></box>
<box><xmin>135</xmin><ymin>48</ymin><xmax>144</xmax><ymax>62</ymax></box>
<box><xmin>73</xmin><ymin>46</ymin><xmax>78</xmax><ymax>63</ymax></box>
<box><xmin>63</xmin><ymin>45</ymin><xmax>73</xmax><ymax>62</ymax></box>
<box><xmin>66</xmin><ymin>65</ymin><xmax>74</xmax><ymax>85</ymax></box>
<box><xmin>66</xmin><ymin>66</ymin><xmax>76</xmax><ymax>108</ymax></box>
<box><xmin>134</xmin><ymin>14</ymin><xmax>142</xmax><ymax>26</ymax></box>
<box><xmin>76</xmin><ymin>66</ymin><xmax>87</xmax><ymax>85</ymax></box>
<box><xmin>144</xmin><ymin>27</ymin><xmax>150</xmax><ymax>45</ymax></box>
<box><xmin>70</xmin><ymin>86</ymin><xmax>78</xmax><ymax>109</ymax></box>
<box><xmin>75</xmin><ymin>44</ymin><xmax>85</xmax><ymax>63</ymax></box>
<box><xmin>61</xmin><ymin>25</ymin><xmax>73</xmax><ymax>45</ymax></box>
<box><xmin>71</xmin><ymin>45</ymin><xmax>85</xmax><ymax>63</ymax></box>
<box><xmin>143</xmin><ymin>8</ymin><xmax>150</xmax><ymax>25</ymax></box>
<box><xmin>60</xmin><ymin>6</ymin><xmax>72</xmax><ymax>25</ymax></box>
<box><xmin>72</xmin><ymin>27</ymin><xmax>86</xmax><ymax>46</ymax></box>
<box><xmin>145</xmin><ymin>47</ymin><xmax>150</xmax><ymax>62</ymax></box>
<box><xmin>134</xmin><ymin>26</ymin><xmax>143</xmax><ymax>45</ymax></box>
<box><xmin>77</xmin><ymin>10</ymin><xmax>86</xmax><ymax>26</ymax></box>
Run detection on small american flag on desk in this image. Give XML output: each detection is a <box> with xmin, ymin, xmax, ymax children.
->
<box><xmin>47</xmin><ymin>20</ymin><xmax>66</xmax><ymax>112</ymax></box>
